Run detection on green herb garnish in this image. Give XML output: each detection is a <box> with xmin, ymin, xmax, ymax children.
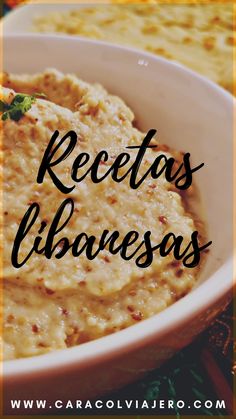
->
<box><xmin>0</xmin><ymin>92</ymin><xmax>46</xmax><ymax>122</ymax></box>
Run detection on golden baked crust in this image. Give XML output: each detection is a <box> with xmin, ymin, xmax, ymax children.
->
<box><xmin>33</xmin><ymin>3</ymin><xmax>234</xmax><ymax>92</ymax></box>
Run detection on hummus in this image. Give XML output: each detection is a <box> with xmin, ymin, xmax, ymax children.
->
<box><xmin>2</xmin><ymin>69</ymin><xmax>205</xmax><ymax>359</ymax></box>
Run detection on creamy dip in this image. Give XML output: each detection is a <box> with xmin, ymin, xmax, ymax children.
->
<box><xmin>1</xmin><ymin>69</ymin><xmax>205</xmax><ymax>359</ymax></box>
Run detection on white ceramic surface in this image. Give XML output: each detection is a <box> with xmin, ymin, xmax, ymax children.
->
<box><xmin>2</xmin><ymin>35</ymin><xmax>234</xmax><ymax>414</ymax></box>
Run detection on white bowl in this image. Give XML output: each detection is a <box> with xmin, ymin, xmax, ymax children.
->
<box><xmin>2</xmin><ymin>35</ymin><xmax>234</xmax><ymax>414</ymax></box>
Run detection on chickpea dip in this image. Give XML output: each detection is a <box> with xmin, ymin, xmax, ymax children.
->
<box><xmin>1</xmin><ymin>69</ymin><xmax>206</xmax><ymax>359</ymax></box>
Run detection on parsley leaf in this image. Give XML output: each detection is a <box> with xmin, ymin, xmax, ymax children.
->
<box><xmin>0</xmin><ymin>92</ymin><xmax>46</xmax><ymax>122</ymax></box>
<box><xmin>0</xmin><ymin>100</ymin><xmax>10</xmax><ymax>113</ymax></box>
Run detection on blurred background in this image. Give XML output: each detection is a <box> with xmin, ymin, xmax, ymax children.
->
<box><xmin>2</xmin><ymin>0</ymin><xmax>234</xmax><ymax>93</ymax></box>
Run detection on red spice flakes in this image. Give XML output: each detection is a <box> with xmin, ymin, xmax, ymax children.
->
<box><xmin>90</xmin><ymin>106</ymin><xmax>99</xmax><ymax>117</ymax></box>
<box><xmin>103</xmin><ymin>255</ymin><xmax>111</xmax><ymax>263</ymax></box>
<box><xmin>7</xmin><ymin>314</ymin><xmax>15</xmax><ymax>322</ymax></box>
<box><xmin>45</xmin><ymin>288</ymin><xmax>55</xmax><ymax>295</ymax></box>
<box><xmin>37</xmin><ymin>277</ymin><xmax>44</xmax><ymax>283</ymax></box>
<box><xmin>32</xmin><ymin>324</ymin><xmax>39</xmax><ymax>333</ymax></box>
<box><xmin>176</xmin><ymin>269</ymin><xmax>184</xmax><ymax>278</ymax></box>
<box><xmin>131</xmin><ymin>312</ymin><xmax>143</xmax><ymax>321</ymax></box>
<box><xmin>38</xmin><ymin>342</ymin><xmax>47</xmax><ymax>348</ymax></box>
<box><xmin>176</xmin><ymin>290</ymin><xmax>188</xmax><ymax>300</ymax></box>
<box><xmin>56</xmin><ymin>241</ymin><xmax>64</xmax><ymax>250</ymax></box>
<box><xmin>169</xmin><ymin>260</ymin><xmax>181</xmax><ymax>268</ymax></box>
<box><xmin>85</xmin><ymin>266</ymin><xmax>92</xmax><ymax>272</ymax></box>
<box><xmin>128</xmin><ymin>289</ymin><xmax>137</xmax><ymax>296</ymax></box>
<box><xmin>149</xmin><ymin>184</ymin><xmax>156</xmax><ymax>189</ymax></box>
<box><xmin>61</xmin><ymin>308</ymin><xmax>69</xmax><ymax>316</ymax></box>
<box><xmin>203</xmin><ymin>248</ymin><xmax>210</xmax><ymax>254</ymax></box>
<box><xmin>158</xmin><ymin>215</ymin><xmax>168</xmax><ymax>225</ymax></box>
<box><xmin>127</xmin><ymin>305</ymin><xmax>135</xmax><ymax>313</ymax></box>
<box><xmin>108</xmin><ymin>196</ymin><xmax>117</xmax><ymax>205</ymax></box>
<box><xmin>78</xmin><ymin>280</ymin><xmax>86</xmax><ymax>286</ymax></box>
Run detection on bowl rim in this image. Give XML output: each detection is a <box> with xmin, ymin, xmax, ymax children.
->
<box><xmin>4</xmin><ymin>259</ymin><xmax>233</xmax><ymax>377</ymax></box>
<box><xmin>3</xmin><ymin>33</ymin><xmax>234</xmax><ymax>100</ymax></box>
<box><xmin>2</xmin><ymin>34</ymin><xmax>235</xmax><ymax>378</ymax></box>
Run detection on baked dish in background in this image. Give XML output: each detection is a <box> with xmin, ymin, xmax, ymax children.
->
<box><xmin>32</xmin><ymin>2</ymin><xmax>234</xmax><ymax>92</ymax></box>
